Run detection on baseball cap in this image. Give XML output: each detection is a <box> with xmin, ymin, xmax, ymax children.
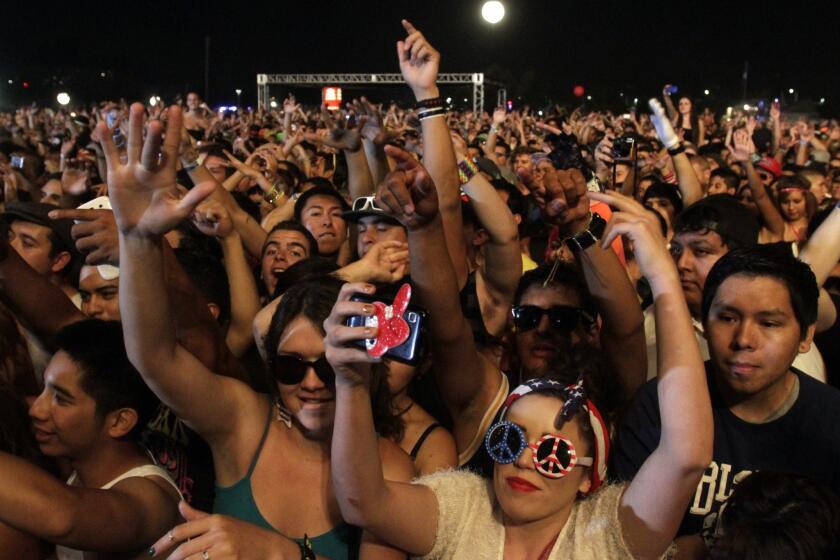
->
<box><xmin>675</xmin><ymin>194</ymin><xmax>759</xmax><ymax>248</ymax></box>
<box><xmin>2</xmin><ymin>201</ymin><xmax>76</xmax><ymax>254</ymax></box>
<box><xmin>756</xmin><ymin>157</ymin><xmax>782</xmax><ymax>179</ymax></box>
<box><xmin>342</xmin><ymin>196</ymin><xmax>402</xmax><ymax>225</ymax></box>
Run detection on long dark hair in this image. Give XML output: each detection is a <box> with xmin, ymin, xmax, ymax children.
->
<box><xmin>263</xmin><ymin>275</ymin><xmax>403</xmax><ymax>439</ymax></box>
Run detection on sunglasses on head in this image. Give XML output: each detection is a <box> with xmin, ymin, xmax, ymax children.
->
<box><xmin>511</xmin><ymin>305</ymin><xmax>592</xmax><ymax>333</ymax></box>
<box><xmin>485</xmin><ymin>420</ymin><xmax>592</xmax><ymax>479</ymax></box>
<box><xmin>352</xmin><ymin>196</ymin><xmax>384</xmax><ymax>213</ymax></box>
<box><xmin>273</xmin><ymin>354</ymin><xmax>335</xmax><ymax>387</ymax></box>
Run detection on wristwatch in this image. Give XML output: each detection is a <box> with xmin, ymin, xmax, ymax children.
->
<box><xmin>565</xmin><ymin>212</ymin><xmax>607</xmax><ymax>253</ymax></box>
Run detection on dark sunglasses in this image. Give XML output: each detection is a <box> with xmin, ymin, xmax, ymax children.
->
<box><xmin>511</xmin><ymin>305</ymin><xmax>592</xmax><ymax>333</ymax></box>
<box><xmin>274</xmin><ymin>354</ymin><xmax>335</xmax><ymax>387</ymax></box>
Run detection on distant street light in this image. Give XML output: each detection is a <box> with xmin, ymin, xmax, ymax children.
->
<box><xmin>481</xmin><ymin>1</ymin><xmax>505</xmax><ymax>24</ymax></box>
<box><xmin>56</xmin><ymin>92</ymin><xmax>71</xmax><ymax>106</ymax></box>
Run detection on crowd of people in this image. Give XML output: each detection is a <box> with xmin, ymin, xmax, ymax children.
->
<box><xmin>0</xmin><ymin>18</ymin><xmax>839</xmax><ymax>560</ymax></box>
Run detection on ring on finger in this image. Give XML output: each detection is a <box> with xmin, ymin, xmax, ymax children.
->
<box><xmin>167</xmin><ymin>531</ymin><xmax>175</xmax><ymax>542</ymax></box>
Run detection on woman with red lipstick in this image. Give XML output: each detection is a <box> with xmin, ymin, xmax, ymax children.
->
<box><xmin>325</xmin><ymin>162</ymin><xmax>713</xmax><ymax>558</ymax></box>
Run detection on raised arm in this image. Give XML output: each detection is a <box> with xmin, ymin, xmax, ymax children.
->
<box><xmin>727</xmin><ymin>128</ymin><xmax>785</xmax><ymax>240</ymax></box>
<box><xmin>106</xmin><ymin>103</ymin><xmax>254</xmax><ymax>441</ymax></box>
<box><xmin>397</xmin><ymin>20</ymin><xmax>469</xmax><ymax>288</ymax></box>
<box><xmin>193</xmin><ymin>198</ymin><xmax>261</xmax><ymax>357</ymax></box>
<box><xmin>452</xmin><ymin>132</ymin><xmax>521</xmax><ymax>337</ymax></box>
<box><xmin>649</xmin><ymin>99</ymin><xmax>703</xmax><ymax>205</ymax></box>
<box><xmin>376</xmin><ymin>146</ymin><xmax>501</xmax><ymax>451</ymax></box>
<box><xmin>601</xmin><ymin>210</ymin><xmax>712</xmax><ymax>558</ymax></box>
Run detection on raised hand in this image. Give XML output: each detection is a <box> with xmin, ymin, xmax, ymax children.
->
<box><xmin>649</xmin><ymin>98</ymin><xmax>680</xmax><ymax>149</ymax></box>
<box><xmin>358</xmin><ymin>240</ymin><xmax>410</xmax><ymax>283</ymax></box>
<box><xmin>48</xmin><ymin>207</ymin><xmax>120</xmax><ymax>265</ymax></box>
<box><xmin>728</xmin><ymin>128</ymin><xmax>756</xmax><ymax>163</ymax></box>
<box><xmin>355</xmin><ymin>97</ymin><xmax>396</xmax><ymax>146</ymax></box>
<box><xmin>492</xmin><ymin>107</ymin><xmax>507</xmax><ymax>126</ymax></box>
<box><xmin>304</xmin><ymin>108</ymin><xmax>361</xmax><ymax>152</ymax></box>
<box><xmin>537</xmin><ymin>166</ymin><xmax>591</xmax><ymax>235</ymax></box>
<box><xmin>375</xmin><ymin>145</ymin><xmax>439</xmax><ymax>230</ymax></box>
<box><xmin>101</xmin><ymin>103</ymin><xmax>215</xmax><ymax>237</ymax></box>
<box><xmin>61</xmin><ymin>166</ymin><xmax>91</xmax><ymax>196</ymax></box>
<box><xmin>324</xmin><ymin>282</ymin><xmax>380</xmax><ymax>386</ymax></box>
<box><xmin>283</xmin><ymin>94</ymin><xmax>300</xmax><ymax>115</ymax></box>
<box><xmin>396</xmin><ymin>20</ymin><xmax>440</xmax><ymax>100</ymax></box>
<box><xmin>589</xmin><ymin>190</ymin><xmax>675</xmax><ymax>285</ymax></box>
<box><xmin>192</xmin><ymin>198</ymin><xmax>234</xmax><ymax>238</ymax></box>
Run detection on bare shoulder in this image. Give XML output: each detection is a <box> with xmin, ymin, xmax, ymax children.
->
<box><xmin>377</xmin><ymin>437</ymin><xmax>417</xmax><ymax>482</ymax></box>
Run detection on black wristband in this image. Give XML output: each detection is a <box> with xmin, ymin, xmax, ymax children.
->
<box><xmin>413</xmin><ymin>97</ymin><xmax>444</xmax><ymax>110</ymax></box>
<box><xmin>565</xmin><ymin>212</ymin><xmax>607</xmax><ymax>253</ymax></box>
<box><xmin>667</xmin><ymin>144</ymin><xmax>686</xmax><ymax>156</ymax></box>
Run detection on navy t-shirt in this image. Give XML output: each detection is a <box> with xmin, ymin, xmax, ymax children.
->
<box><xmin>614</xmin><ymin>363</ymin><xmax>840</xmax><ymax>539</ymax></box>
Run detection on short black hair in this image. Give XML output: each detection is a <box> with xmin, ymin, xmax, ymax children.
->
<box><xmin>514</xmin><ymin>262</ymin><xmax>597</xmax><ymax>320</ymax></box>
<box><xmin>174</xmin><ymin>248</ymin><xmax>231</xmax><ymax>326</ymax></box>
<box><xmin>293</xmin><ymin>184</ymin><xmax>349</xmax><ymax>223</ymax></box>
<box><xmin>702</xmin><ymin>244</ymin><xmax>819</xmax><ymax>339</ymax></box>
<box><xmin>711</xmin><ymin>471</ymin><xmax>840</xmax><ymax>560</ymax></box>
<box><xmin>674</xmin><ymin>195</ymin><xmax>759</xmax><ymax>249</ymax></box>
<box><xmin>264</xmin><ymin>221</ymin><xmax>319</xmax><ymax>259</ymax></box>
<box><xmin>710</xmin><ymin>167</ymin><xmax>740</xmax><ymax>192</ymax></box>
<box><xmin>643</xmin><ymin>182</ymin><xmax>685</xmax><ymax>214</ymax></box>
<box><xmin>54</xmin><ymin>320</ymin><xmax>159</xmax><ymax>439</ymax></box>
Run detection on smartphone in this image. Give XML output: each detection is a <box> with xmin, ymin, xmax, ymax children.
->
<box><xmin>10</xmin><ymin>156</ymin><xmax>25</xmax><ymax>169</ymax></box>
<box><xmin>345</xmin><ymin>292</ymin><xmax>427</xmax><ymax>365</ymax></box>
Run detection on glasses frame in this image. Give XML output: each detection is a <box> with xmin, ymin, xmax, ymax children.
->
<box><xmin>273</xmin><ymin>354</ymin><xmax>335</xmax><ymax>387</ymax></box>
<box><xmin>484</xmin><ymin>420</ymin><xmax>592</xmax><ymax>479</ymax></box>
<box><xmin>510</xmin><ymin>304</ymin><xmax>591</xmax><ymax>333</ymax></box>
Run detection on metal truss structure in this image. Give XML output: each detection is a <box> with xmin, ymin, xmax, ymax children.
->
<box><xmin>257</xmin><ymin>73</ymin><xmax>506</xmax><ymax>113</ymax></box>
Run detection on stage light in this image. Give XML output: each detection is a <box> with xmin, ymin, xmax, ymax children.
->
<box><xmin>56</xmin><ymin>92</ymin><xmax>71</xmax><ymax>106</ymax></box>
<box><xmin>270</xmin><ymin>100</ymin><xmax>278</xmax><ymax>108</ymax></box>
<box><xmin>481</xmin><ymin>1</ymin><xmax>505</xmax><ymax>24</ymax></box>
<box><xmin>704</xmin><ymin>89</ymin><xmax>710</xmax><ymax>95</ymax></box>
<box><xmin>149</xmin><ymin>96</ymin><xmax>158</xmax><ymax>107</ymax></box>
<box><xmin>788</xmin><ymin>88</ymin><xmax>794</xmax><ymax>94</ymax></box>
<box><xmin>743</xmin><ymin>104</ymin><xmax>750</xmax><ymax>110</ymax></box>
<box><xmin>446</xmin><ymin>97</ymin><xmax>452</xmax><ymax>104</ymax></box>
<box><xmin>586</xmin><ymin>95</ymin><xmax>592</xmax><ymax>101</ymax></box>
<box><xmin>820</xmin><ymin>98</ymin><xmax>826</xmax><ymax>105</ymax></box>
<box><xmin>538</xmin><ymin>110</ymin><xmax>543</xmax><ymax>116</ymax></box>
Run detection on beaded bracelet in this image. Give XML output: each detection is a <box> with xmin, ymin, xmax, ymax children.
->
<box><xmin>264</xmin><ymin>185</ymin><xmax>285</xmax><ymax>206</ymax></box>
<box><xmin>458</xmin><ymin>158</ymin><xmax>479</xmax><ymax>185</ymax></box>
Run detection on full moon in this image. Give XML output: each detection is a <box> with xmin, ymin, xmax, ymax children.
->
<box><xmin>481</xmin><ymin>1</ymin><xmax>505</xmax><ymax>24</ymax></box>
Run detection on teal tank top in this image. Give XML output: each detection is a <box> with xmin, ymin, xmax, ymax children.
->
<box><xmin>213</xmin><ymin>401</ymin><xmax>360</xmax><ymax>559</ymax></box>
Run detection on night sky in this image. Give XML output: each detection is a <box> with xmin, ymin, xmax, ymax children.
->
<box><xmin>3</xmin><ymin>0</ymin><xmax>839</xmax><ymax>113</ymax></box>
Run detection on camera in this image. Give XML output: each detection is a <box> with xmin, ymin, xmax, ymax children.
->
<box><xmin>611</xmin><ymin>136</ymin><xmax>635</xmax><ymax>160</ymax></box>
<box><xmin>345</xmin><ymin>292</ymin><xmax>427</xmax><ymax>365</ymax></box>
<box><xmin>10</xmin><ymin>156</ymin><xmax>25</xmax><ymax>169</ymax></box>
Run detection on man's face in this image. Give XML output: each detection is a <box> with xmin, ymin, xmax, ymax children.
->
<box><xmin>29</xmin><ymin>351</ymin><xmax>103</xmax><ymax>458</ymax></box>
<box><xmin>804</xmin><ymin>174</ymin><xmax>828</xmax><ymax>203</ymax></box>
<box><xmin>7</xmin><ymin>220</ymin><xmax>66</xmax><ymax>277</ymax></box>
<box><xmin>300</xmin><ymin>195</ymin><xmax>346</xmax><ymax>256</ymax></box>
<box><xmin>708</xmin><ymin>175</ymin><xmax>734</xmax><ymax>196</ymax></box>
<box><xmin>356</xmin><ymin>216</ymin><xmax>407</xmax><ymax>258</ymax></box>
<box><xmin>646</xmin><ymin>196</ymin><xmax>677</xmax><ymax>224</ymax></box>
<box><xmin>495</xmin><ymin>148</ymin><xmax>509</xmax><ymax>167</ymax></box>
<box><xmin>261</xmin><ymin>229</ymin><xmax>312</xmax><ymax>295</ymax></box>
<box><xmin>706</xmin><ymin>274</ymin><xmax>813</xmax><ymax>400</ymax></box>
<box><xmin>40</xmin><ymin>179</ymin><xmax>63</xmax><ymax>206</ymax></box>
<box><xmin>514</xmin><ymin>154</ymin><xmax>534</xmax><ymax>176</ymax></box>
<box><xmin>514</xmin><ymin>285</ymin><xmax>595</xmax><ymax>378</ymax></box>
<box><xmin>204</xmin><ymin>155</ymin><xmax>229</xmax><ymax>184</ymax></box>
<box><xmin>186</xmin><ymin>93</ymin><xmax>200</xmax><ymax>110</ymax></box>
<box><xmin>79</xmin><ymin>266</ymin><xmax>120</xmax><ymax>321</ymax></box>
<box><xmin>670</xmin><ymin>230</ymin><xmax>729</xmax><ymax>317</ymax></box>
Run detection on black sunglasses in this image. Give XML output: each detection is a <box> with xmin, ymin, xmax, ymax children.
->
<box><xmin>511</xmin><ymin>305</ymin><xmax>592</xmax><ymax>333</ymax></box>
<box><xmin>274</xmin><ymin>354</ymin><xmax>335</xmax><ymax>387</ymax></box>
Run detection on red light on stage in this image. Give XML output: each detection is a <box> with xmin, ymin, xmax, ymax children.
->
<box><xmin>23</xmin><ymin>81</ymin><xmax>30</xmax><ymax>88</ymax></box>
<box><xmin>573</xmin><ymin>85</ymin><xmax>584</xmax><ymax>97</ymax></box>
<box><xmin>322</xmin><ymin>87</ymin><xmax>342</xmax><ymax>111</ymax></box>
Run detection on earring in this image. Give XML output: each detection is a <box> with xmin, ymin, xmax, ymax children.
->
<box><xmin>275</xmin><ymin>398</ymin><xmax>292</xmax><ymax>428</ymax></box>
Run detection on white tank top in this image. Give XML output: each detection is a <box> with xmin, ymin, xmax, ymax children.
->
<box><xmin>55</xmin><ymin>464</ymin><xmax>181</xmax><ymax>560</ymax></box>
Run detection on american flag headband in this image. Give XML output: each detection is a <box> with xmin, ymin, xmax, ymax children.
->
<box><xmin>498</xmin><ymin>377</ymin><xmax>610</xmax><ymax>494</ymax></box>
